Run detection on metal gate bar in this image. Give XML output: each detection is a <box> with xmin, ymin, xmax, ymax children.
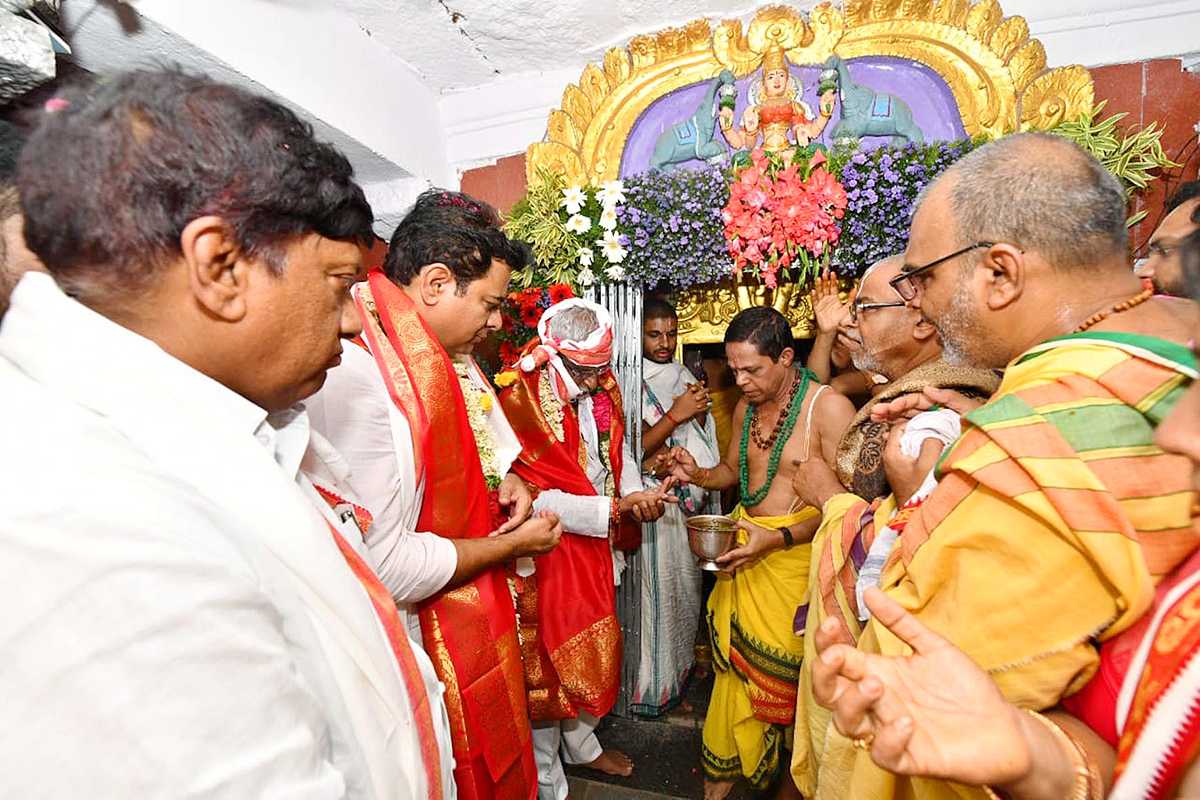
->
<box><xmin>588</xmin><ymin>283</ymin><xmax>642</xmax><ymax>717</ymax></box>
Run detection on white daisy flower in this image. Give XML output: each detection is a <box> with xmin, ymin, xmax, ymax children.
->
<box><xmin>561</xmin><ymin>185</ymin><xmax>586</xmax><ymax>215</ymax></box>
<box><xmin>577</xmin><ymin>246</ymin><xmax>595</xmax><ymax>266</ymax></box>
<box><xmin>598</xmin><ymin>207</ymin><xmax>618</xmax><ymax>231</ymax></box>
<box><xmin>598</xmin><ymin>230</ymin><xmax>627</xmax><ymax>264</ymax></box>
<box><xmin>577</xmin><ymin>267</ymin><xmax>597</xmax><ymax>286</ymax></box>
<box><xmin>605</xmin><ymin>264</ymin><xmax>626</xmax><ymax>281</ymax></box>
<box><xmin>596</xmin><ymin>180</ymin><xmax>626</xmax><ymax>208</ymax></box>
<box><xmin>565</xmin><ymin>214</ymin><xmax>591</xmax><ymax>234</ymax></box>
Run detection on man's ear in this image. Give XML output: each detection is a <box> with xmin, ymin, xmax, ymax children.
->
<box><xmin>980</xmin><ymin>243</ymin><xmax>1024</xmax><ymax>311</ymax></box>
<box><xmin>778</xmin><ymin>346</ymin><xmax>795</xmax><ymax>367</ymax></box>
<box><xmin>417</xmin><ymin>263</ymin><xmax>454</xmax><ymax>306</ymax></box>
<box><xmin>180</xmin><ymin>216</ymin><xmax>249</xmax><ymax>322</ymax></box>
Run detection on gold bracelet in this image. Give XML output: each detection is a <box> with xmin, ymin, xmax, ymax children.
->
<box><xmin>983</xmin><ymin>710</ymin><xmax>1101</xmax><ymax>800</ymax></box>
<box><xmin>696</xmin><ymin>466</ymin><xmax>709</xmax><ymax>487</ymax></box>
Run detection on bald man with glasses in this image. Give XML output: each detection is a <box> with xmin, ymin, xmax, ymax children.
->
<box><xmin>799</xmin><ymin>132</ymin><xmax>1200</xmax><ymax>800</ymax></box>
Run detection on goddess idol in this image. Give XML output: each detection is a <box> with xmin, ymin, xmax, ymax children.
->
<box><xmin>718</xmin><ymin>48</ymin><xmax>836</xmax><ymax>160</ymax></box>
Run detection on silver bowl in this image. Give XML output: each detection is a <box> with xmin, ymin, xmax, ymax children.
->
<box><xmin>686</xmin><ymin>514</ymin><xmax>739</xmax><ymax>571</ymax></box>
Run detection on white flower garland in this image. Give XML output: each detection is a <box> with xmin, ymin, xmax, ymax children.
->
<box><xmin>538</xmin><ymin>367</ymin><xmax>565</xmax><ymax>442</ymax></box>
<box><xmin>454</xmin><ymin>358</ymin><xmax>503</xmax><ymax>490</ymax></box>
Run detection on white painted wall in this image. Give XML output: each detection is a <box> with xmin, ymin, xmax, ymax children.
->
<box><xmin>62</xmin><ymin>0</ymin><xmax>450</xmax><ymax>235</ymax></box>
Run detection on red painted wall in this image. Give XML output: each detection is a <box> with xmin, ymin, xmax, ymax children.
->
<box><xmin>460</xmin><ymin>58</ymin><xmax>1200</xmax><ymax>253</ymax></box>
<box><xmin>1091</xmin><ymin>59</ymin><xmax>1200</xmax><ymax>251</ymax></box>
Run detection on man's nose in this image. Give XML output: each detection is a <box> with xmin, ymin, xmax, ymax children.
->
<box><xmin>340</xmin><ymin>297</ymin><xmax>363</xmax><ymax>337</ymax></box>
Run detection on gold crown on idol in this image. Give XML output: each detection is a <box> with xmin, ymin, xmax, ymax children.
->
<box><xmin>761</xmin><ymin>49</ymin><xmax>789</xmax><ymax>74</ymax></box>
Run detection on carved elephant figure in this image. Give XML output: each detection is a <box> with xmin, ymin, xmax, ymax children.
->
<box><xmin>824</xmin><ymin>55</ymin><xmax>924</xmax><ymax>145</ymax></box>
<box><xmin>648</xmin><ymin>69</ymin><xmax>737</xmax><ymax>173</ymax></box>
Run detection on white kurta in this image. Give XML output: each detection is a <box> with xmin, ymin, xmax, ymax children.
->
<box><xmin>0</xmin><ymin>272</ymin><xmax>447</xmax><ymax>799</ymax></box>
<box><xmin>306</xmin><ymin>340</ymin><xmax>522</xmax><ymax>617</ymax></box>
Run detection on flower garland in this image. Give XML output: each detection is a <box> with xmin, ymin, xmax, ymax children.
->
<box><xmin>538</xmin><ymin>367</ymin><xmax>565</xmax><ymax>442</ymax></box>
<box><xmin>454</xmin><ymin>358</ymin><xmax>503</xmax><ymax>490</ymax></box>
<box><xmin>723</xmin><ymin>148</ymin><xmax>848</xmax><ymax>287</ymax></box>
<box><xmin>592</xmin><ymin>390</ymin><xmax>616</xmax><ymax>498</ymax></box>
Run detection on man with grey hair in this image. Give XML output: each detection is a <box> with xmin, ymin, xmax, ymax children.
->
<box><xmin>497</xmin><ymin>297</ymin><xmax>677</xmax><ymax>799</ymax></box>
<box><xmin>813</xmin><ymin>254</ymin><xmax>999</xmax><ymax>502</ymax></box>
<box><xmin>785</xmin><ymin>254</ymin><xmax>999</xmax><ymax>795</ymax></box>
<box><xmin>810</xmin><ymin>132</ymin><xmax>1200</xmax><ymax>800</ymax></box>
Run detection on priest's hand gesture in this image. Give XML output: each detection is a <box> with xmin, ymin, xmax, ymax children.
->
<box><xmin>791</xmin><ymin>455</ymin><xmax>846</xmax><ymax>510</ymax></box>
<box><xmin>618</xmin><ymin>478</ymin><xmax>679</xmax><ymax>522</ymax></box>
<box><xmin>657</xmin><ymin>445</ymin><xmax>702</xmax><ymax>485</ymax></box>
<box><xmin>669</xmin><ymin>383</ymin><xmax>711</xmax><ymax>425</ymax></box>
<box><xmin>717</xmin><ymin>518</ymin><xmax>781</xmax><ymax>572</ymax></box>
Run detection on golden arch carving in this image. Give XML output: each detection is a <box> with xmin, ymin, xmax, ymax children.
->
<box><xmin>526</xmin><ymin>0</ymin><xmax>1095</xmax><ymax>186</ymax></box>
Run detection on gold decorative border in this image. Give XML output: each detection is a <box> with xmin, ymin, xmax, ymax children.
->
<box><xmin>526</xmin><ymin>1</ymin><xmax>1095</xmax><ymax>342</ymax></box>
<box><xmin>527</xmin><ymin>0</ymin><xmax>1093</xmax><ymax>186</ymax></box>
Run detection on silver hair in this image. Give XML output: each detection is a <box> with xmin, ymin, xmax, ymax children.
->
<box><xmin>546</xmin><ymin>304</ymin><xmax>599</xmax><ymax>341</ymax></box>
<box><xmin>918</xmin><ymin>132</ymin><xmax>1129</xmax><ymax>270</ymax></box>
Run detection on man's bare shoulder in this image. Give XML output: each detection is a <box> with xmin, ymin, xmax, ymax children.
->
<box><xmin>814</xmin><ymin>382</ymin><xmax>858</xmax><ymax>416</ymax></box>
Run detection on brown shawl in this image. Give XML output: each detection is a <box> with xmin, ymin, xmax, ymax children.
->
<box><xmin>834</xmin><ymin>358</ymin><xmax>1001</xmax><ymax>501</ymax></box>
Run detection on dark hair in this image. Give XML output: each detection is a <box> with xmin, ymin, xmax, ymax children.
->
<box><xmin>725</xmin><ymin>306</ymin><xmax>793</xmax><ymax>361</ymax></box>
<box><xmin>384</xmin><ymin>188</ymin><xmax>530</xmax><ymax>292</ymax></box>
<box><xmin>1184</xmin><ymin>204</ymin><xmax>1200</xmax><ymax>302</ymax></box>
<box><xmin>1168</xmin><ymin>181</ymin><xmax>1200</xmax><ymax>214</ymax></box>
<box><xmin>0</xmin><ymin>121</ymin><xmax>24</xmax><ymax>217</ymax></box>
<box><xmin>643</xmin><ymin>294</ymin><xmax>677</xmax><ymax>321</ymax></box>
<box><xmin>17</xmin><ymin>69</ymin><xmax>374</xmax><ymax>297</ymax></box>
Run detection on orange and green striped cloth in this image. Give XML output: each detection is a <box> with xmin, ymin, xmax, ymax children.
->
<box><xmin>815</xmin><ymin>331</ymin><xmax>1200</xmax><ymax>800</ymax></box>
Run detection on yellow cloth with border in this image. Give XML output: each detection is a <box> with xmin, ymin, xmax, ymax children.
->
<box><xmin>702</xmin><ymin>505</ymin><xmax>817</xmax><ymax>789</ymax></box>
<box><xmin>792</xmin><ymin>492</ymin><xmax>896</xmax><ymax>797</ymax></box>
<box><xmin>815</xmin><ymin>336</ymin><xmax>1198</xmax><ymax>800</ymax></box>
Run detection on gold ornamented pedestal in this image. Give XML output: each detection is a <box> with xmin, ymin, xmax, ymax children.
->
<box><xmin>676</xmin><ymin>280</ymin><xmax>818</xmax><ymax>344</ymax></box>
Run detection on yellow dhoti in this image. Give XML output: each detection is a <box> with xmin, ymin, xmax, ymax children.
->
<box><xmin>701</xmin><ymin>505</ymin><xmax>817</xmax><ymax>788</ymax></box>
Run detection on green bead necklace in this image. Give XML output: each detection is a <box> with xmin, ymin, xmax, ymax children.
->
<box><xmin>739</xmin><ymin>368</ymin><xmax>812</xmax><ymax>507</ymax></box>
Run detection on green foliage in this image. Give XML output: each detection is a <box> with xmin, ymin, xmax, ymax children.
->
<box><xmin>503</xmin><ymin>167</ymin><xmax>628</xmax><ymax>291</ymax></box>
<box><xmin>503</xmin><ymin>168</ymin><xmax>576</xmax><ymax>289</ymax></box>
<box><xmin>1050</xmin><ymin>101</ymin><xmax>1180</xmax><ymax>226</ymax></box>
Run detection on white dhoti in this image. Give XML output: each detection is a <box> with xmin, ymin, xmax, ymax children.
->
<box><xmin>634</xmin><ymin>359</ymin><xmax>721</xmax><ymax>716</ymax></box>
<box><xmin>531</xmin><ymin>713</ymin><xmax>604</xmax><ymax>800</ymax></box>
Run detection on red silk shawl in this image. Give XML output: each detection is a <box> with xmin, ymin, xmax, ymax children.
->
<box><xmin>355</xmin><ymin>269</ymin><xmax>536</xmax><ymax>800</ymax></box>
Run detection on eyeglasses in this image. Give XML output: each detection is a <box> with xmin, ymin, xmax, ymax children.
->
<box><xmin>889</xmin><ymin>241</ymin><xmax>994</xmax><ymax>301</ymax></box>
<box><xmin>564</xmin><ymin>362</ymin><xmax>608</xmax><ymax>381</ymax></box>
<box><xmin>849</xmin><ymin>299</ymin><xmax>906</xmax><ymax>324</ymax></box>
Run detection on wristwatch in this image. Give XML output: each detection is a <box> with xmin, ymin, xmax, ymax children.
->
<box><xmin>777</xmin><ymin>525</ymin><xmax>794</xmax><ymax>548</ymax></box>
